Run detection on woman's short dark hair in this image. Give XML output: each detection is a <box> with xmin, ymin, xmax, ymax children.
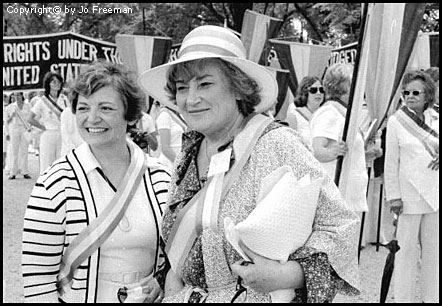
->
<box><xmin>71</xmin><ymin>60</ymin><xmax>145</xmax><ymax>123</ymax></box>
<box><xmin>294</xmin><ymin>76</ymin><xmax>322</xmax><ymax>107</ymax></box>
<box><xmin>402</xmin><ymin>69</ymin><xmax>437</xmax><ymax>110</ymax></box>
<box><xmin>43</xmin><ymin>71</ymin><xmax>64</xmax><ymax>98</ymax></box>
<box><xmin>165</xmin><ymin>58</ymin><xmax>261</xmax><ymax>117</ymax></box>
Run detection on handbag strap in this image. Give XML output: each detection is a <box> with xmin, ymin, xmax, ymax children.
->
<box><xmin>57</xmin><ymin>140</ymin><xmax>147</xmax><ymax>295</ymax></box>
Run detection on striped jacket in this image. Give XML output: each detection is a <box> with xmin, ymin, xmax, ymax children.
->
<box><xmin>22</xmin><ymin>145</ymin><xmax>170</xmax><ymax>303</ymax></box>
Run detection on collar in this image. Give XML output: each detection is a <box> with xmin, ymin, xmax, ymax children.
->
<box><xmin>74</xmin><ymin>142</ymin><xmax>102</xmax><ymax>174</ymax></box>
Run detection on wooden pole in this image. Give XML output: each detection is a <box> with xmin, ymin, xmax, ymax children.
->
<box><xmin>333</xmin><ymin>3</ymin><xmax>369</xmax><ymax>187</ymax></box>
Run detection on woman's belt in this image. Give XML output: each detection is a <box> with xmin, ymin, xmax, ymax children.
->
<box><xmin>98</xmin><ymin>270</ymin><xmax>151</xmax><ymax>284</ymax></box>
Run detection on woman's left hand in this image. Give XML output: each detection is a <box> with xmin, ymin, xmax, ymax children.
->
<box><xmin>230</xmin><ymin>242</ymin><xmax>303</xmax><ymax>294</ymax></box>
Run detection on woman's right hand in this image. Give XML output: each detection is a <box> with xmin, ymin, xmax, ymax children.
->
<box><xmin>331</xmin><ymin>140</ymin><xmax>348</xmax><ymax>158</ymax></box>
<box><xmin>388</xmin><ymin>199</ymin><xmax>403</xmax><ymax>215</ymax></box>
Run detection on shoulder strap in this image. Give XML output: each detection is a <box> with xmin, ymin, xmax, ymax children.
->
<box><xmin>14</xmin><ymin>104</ymin><xmax>31</xmax><ymax>129</ymax></box>
<box><xmin>295</xmin><ymin>107</ymin><xmax>311</xmax><ymax>122</ymax></box>
<box><xmin>57</xmin><ymin>140</ymin><xmax>147</xmax><ymax>296</ymax></box>
<box><xmin>394</xmin><ymin>107</ymin><xmax>439</xmax><ymax>157</ymax></box>
<box><xmin>41</xmin><ymin>95</ymin><xmax>63</xmax><ymax>119</ymax></box>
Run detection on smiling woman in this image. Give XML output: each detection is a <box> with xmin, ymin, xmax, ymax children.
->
<box><xmin>137</xmin><ymin>25</ymin><xmax>361</xmax><ymax>303</ymax></box>
<box><xmin>22</xmin><ymin>61</ymin><xmax>171</xmax><ymax>303</ymax></box>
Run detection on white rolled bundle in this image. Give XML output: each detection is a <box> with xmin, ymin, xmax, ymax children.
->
<box><xmin>224</xmin><ymin>166</ymin><xmax>323</xmax><ymax>302</ymax></box>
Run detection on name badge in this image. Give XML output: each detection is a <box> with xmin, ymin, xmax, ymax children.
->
<box><xmin>207</xmin><ymin>148</ymin><xmax>232</xmax><ymax>178</ymax></box>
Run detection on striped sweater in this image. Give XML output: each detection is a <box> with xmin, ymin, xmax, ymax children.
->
<box><xmin>22</xmin><ymin>146</ymin><xmax>170</xmax><ymax>303</ymax></box>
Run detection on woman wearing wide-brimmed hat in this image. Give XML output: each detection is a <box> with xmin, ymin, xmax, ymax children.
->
<box><xmin>139</xmin><ymin>25</ymin><xmax>360</xmax><ymax>303</ymax></box>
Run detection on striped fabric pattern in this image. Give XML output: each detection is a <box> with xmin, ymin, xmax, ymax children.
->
<box><xmin>240</xmin><ymin>9</ymin><xmax>283</xmax><ymax>65</ymax></box>
<box><xmin>22</xmin><ymin>155</ymin><xmax>170</xmax><ymax>303</ymax></box>
<box><xmin>115</xmin><ymin>35</ymin><xmax>172</xmax><ymax>76</ymax></box>
<box><xmin>269</xmin><ymin>39</ymin><xmax>333</xmax><ymax>96</ymax></box>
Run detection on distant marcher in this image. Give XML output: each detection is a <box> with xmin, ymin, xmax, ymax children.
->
<box><xmin>27</xmin><ymin>72</ymin><xmax>69</xmax><ymax>173</ymax></box>
<box><xmin>4</xmin><ymin>92</ymin><xmax>32</xmax><ymax>179</ymax></box>
<box><xmin>384</xmin><ymin>70</ymin><xmax>439</xmax><ymax>303</ymax></box>
<box><xmin>60</xmin><ymin>99</ymin><xmax>84</xmax><ymax>156</ymax></box>
<box><xmin>286</xmin><ymin>76</ymin><xmax>325</xmax><ymax>149</ymax></box>
<box><xmin>310</xmin><ymin>63</ymin><xmax>368</xmax><ymax>210</ymax></box>
<box><xmin>155</xmin><ymin>106</ymin><xmax>186</xmax><ymax>171</ymax></box>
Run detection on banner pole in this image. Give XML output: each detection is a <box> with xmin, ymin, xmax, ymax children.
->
<box><xmin>333</xmin><ymin>3</ymin><xmax>369</xmax><ymax>187</ymax></box>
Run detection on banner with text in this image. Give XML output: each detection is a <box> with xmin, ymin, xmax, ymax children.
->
<box><xmin>328</xmin><ymin>42</ymin><xmax>358</xmax><ymax>67</ymax></box>
<box><xmin>3</xmin><ymin>31</ymin><xmax>121</xmax><ymax>91</ymax></box>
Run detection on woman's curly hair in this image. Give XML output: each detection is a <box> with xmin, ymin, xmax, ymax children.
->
<box><xmin>71</xmin><ymin>60</ymin><xmax>145</xmax><ymax>123</ymax></box>
<box><xmin>402</xmin><ymin>69</ymin><xmax>437</xmax><ymax>110</ymax></box>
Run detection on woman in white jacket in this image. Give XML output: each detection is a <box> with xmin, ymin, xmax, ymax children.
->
<box><xmin>384</xmin><ymin>70</ymin><xmax>439</xmax><ymax>303</ymax></box>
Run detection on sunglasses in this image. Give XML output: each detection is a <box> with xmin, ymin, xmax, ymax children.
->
<box><xmin>402</xmin><ymin>90</ymin><xmax>424</xmax><ymax>97</ymax></box>
<box><xmin>309</xmin><ymin>86</ymin><xmax>325</xmax><ymax>94</ymax></box>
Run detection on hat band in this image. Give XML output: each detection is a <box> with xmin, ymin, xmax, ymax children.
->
<box><xmin>179</xmin><ymin>36</ymin><xmax>245</xmax><ymax>59</ymax></box>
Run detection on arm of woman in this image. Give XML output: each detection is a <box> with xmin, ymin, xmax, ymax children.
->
<box><xmin>158</xmin><ymin>128</ymin><xmax>177</xmax><ymax>163</ymax></box>
<box><xmin>232</xmin><ymin>127</ymin><xmax>360</xmax><ymax>302</ymax></box>
<box><xmin>27</xmin><ymin>112</ymin><xmax>46</xmax><ymax>131</ymax></box>
<box><xmin>384</xmin><ymin>118</ymin><xmax>404</xmax><ymax>214</ymax></box>
<box><xmin>312</xmin><ymin>136</ymin><xmax>347</xmax><ymax>162</ymax></box>
<box><xmin>22</xmin><ymin>178</ymin><xmax>66</xmax><ymax>302</ymax></box>
<box><xmin>164</xmin><ymin>269</ymin><xmax>185</xmax><ymax>297</ymax></box>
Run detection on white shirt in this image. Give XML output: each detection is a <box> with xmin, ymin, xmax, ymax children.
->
<box><xmin>31</xmin><ymin>94</ymin><xmax>68</xmax><ymax>130</ymax></box>
<box><xmin>384</xmin><ymin>109</ymin><xmax>439</xmax><ymax>214</ymax></box>
<box><xmin>156</xmin><ymin>109</ymin><xmax>185</xmax><ymax>168</ymax></box>
<box><xmin>60</xmin><ymin>107</ymin><xmax>84</xmax><ymax>156</ymax></box>
<box><xmin>5</xmin><ymin>102</ymin><xmax>32</xmax><ymax>130</ymax></box>
<box><xmin>310</xmin><ymin>101</ymin><xmax>368</xmax><ymax>211</ymax></box>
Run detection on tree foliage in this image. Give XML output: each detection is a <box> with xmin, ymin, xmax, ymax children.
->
<box><xmin>3</xmin><ymin>3</ymin><xmax>439</xmax><ymax>47</ymax></box>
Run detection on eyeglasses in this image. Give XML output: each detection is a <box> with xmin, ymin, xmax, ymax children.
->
<box><xmin>402</xmin><ymin>90</ymin><xmax>424</xmax><ymax>97</ymax></box>
<box><xmin>309</xmin><ymin>86</ymin><xmax>325</xmax><ymax>94</ymax></box>
<box><xmin>230</xmin><ymin>261</ymin><xmax>253</xmax><ymax>303</ymax></box>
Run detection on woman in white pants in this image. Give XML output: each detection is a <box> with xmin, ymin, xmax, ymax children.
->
<box><xmin>385</xmin><ymin>70</ymin><xmax>439</xmax><ymax>303</ymax></box>
<box><xmin>4</xmin><ymin>92</ymin><xmax>32</xmax><ymax>179</ymax></box>
<box><xmin>28</xmin><ymin>72</ymin><xmax>69</xmax><ymax>173</ymax></box>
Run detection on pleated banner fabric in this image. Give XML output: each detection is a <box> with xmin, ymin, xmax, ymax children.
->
<box><xmin>264</xmin><ymin>66</ymin><xmax>292</xmax><ymax>119</ymax></box>
<box><xmin>115</xmin><ymin>34</ymin><xmax>172</xmax><ymax>77</ymax></box>
<box><xmin>363</xmin><ymin>3</ymin><xmax>427</xmax><ymax>125</ymax></box>
<box><xmin>240</xmin><ymin>9</ymin><xmax>283</xmax><ymax>65</ymax></box>
<box><xmin>269</xmin><ymin>39</ymin><xmax>333</xmax><ymax>96</ymax></box>
<box><xmin>407</xmin><ymin>32</ymin><xmax>439</xmax><ymax>71</ymax></box>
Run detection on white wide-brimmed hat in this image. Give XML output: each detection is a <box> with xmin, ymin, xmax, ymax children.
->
<box><xmin>138</xmin><ymin>25</ymin><xmax>278</xmax><ymax>113</ymax></box>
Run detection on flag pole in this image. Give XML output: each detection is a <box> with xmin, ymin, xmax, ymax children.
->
<box><xmin>333</xmin><ymin>3</ymin><xmax>370</xmax><ymax>187</ymax></box>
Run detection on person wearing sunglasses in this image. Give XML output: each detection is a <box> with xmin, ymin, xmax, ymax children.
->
<box><xmin>384</xmin><ymin>70</ymin><xmax>439</xmax><ymax>303</ymax></box>
<box><xmin>286</xmin><ymin>76</ymin><xmax>325</xmax><ymax>149</ymax></box>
